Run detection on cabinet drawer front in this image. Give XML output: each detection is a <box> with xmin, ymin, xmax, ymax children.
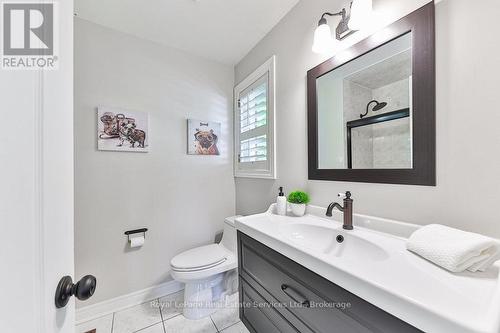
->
<box><xmin>240</xmin><ymin>279</ymin><xmax>299</xmax><ymax>333</ymax></box>
<box><xmin>238</xmin><ymin>232</ymin><xmax>421</xmax><ymax>333</ymax></box>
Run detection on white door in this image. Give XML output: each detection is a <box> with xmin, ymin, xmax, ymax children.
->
<box><xmin>0</xmin><ymin>0</ymin><xmax>77</xmax><ymax>332</ymax></box>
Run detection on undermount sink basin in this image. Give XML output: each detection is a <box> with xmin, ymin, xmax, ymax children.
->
<box><xmin>279</xmin><ymin>223</ymin><xmax>389</xmax><ymax>261</ymax></box>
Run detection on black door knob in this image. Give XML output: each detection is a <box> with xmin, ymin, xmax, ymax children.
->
<box><xmin>55</xmin><ymin>275</ymin><xmax>97</xmax><ymax>308</ymax></box>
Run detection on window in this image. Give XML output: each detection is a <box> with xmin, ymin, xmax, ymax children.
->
<box><xmin>234</xmin><ymin>56</ymin><xmax>276</xmax><ymax>178</ymax></box>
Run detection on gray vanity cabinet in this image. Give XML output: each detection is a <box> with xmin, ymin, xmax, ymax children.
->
<box><xmin>237</xmin><ymin>231</ymin><xmax>422</xmax><ymax>333</ymax></box>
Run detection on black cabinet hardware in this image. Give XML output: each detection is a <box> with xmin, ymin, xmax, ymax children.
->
<box><xmin>281</xmin><ymin>284</ymin><xmax>310</xmax><ymax>308</ymax></box>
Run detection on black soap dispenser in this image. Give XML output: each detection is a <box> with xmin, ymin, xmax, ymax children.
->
<box><xmin>277</xmin><ymin>187</ymin><xmax>287</xmax><ymax>215</ymax></box>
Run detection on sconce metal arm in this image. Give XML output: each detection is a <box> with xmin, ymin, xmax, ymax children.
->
<box><xmin>321</xmin><ymin>11</ymin><xmax>344</xmax><ymax>19</ymax></box>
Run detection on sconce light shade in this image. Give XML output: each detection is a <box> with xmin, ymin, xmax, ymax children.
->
<box><xmin>312</xmin><ymin>21</ymin><xmax>335</xmax><ymax>54</ymax></box>
<box><xmin>349</xmin><ymin>0</ymin><xmax>372</xmax><ymax>30</ymax></box>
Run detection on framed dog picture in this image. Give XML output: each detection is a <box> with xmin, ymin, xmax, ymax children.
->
<box><xmin>187</xmin><ymin>119</ymin><xmax>221</xmax><ymax>155</ymax></box>
<box><xmin>97</xmin><ymin>107</ymin><xmax>149</xmax><ymax>152</ymax></box>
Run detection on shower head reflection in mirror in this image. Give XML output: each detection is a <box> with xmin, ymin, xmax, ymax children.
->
<box><xmin>360</xmin><ymin>100</ymin><xmax>387</xmax><ymax>118</ymax></box>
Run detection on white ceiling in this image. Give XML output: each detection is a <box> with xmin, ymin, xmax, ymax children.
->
<box><xmin>75</xmin><ymin>0</ymin><xmax>299</xmax><ymax>65</ymax></box>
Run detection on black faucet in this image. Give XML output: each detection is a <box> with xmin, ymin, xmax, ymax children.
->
<box><xmin>326</xmin><ymin>191</ymin><xmax>353</xmax><ymax>230</ymax></box>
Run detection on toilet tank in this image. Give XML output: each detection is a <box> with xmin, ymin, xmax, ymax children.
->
<box><xmin>220</xmin><ymin>215</ymin><xmax>241</xmax><ymax>254</ymax></box>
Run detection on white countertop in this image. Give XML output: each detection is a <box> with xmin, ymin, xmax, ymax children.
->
<box><xmin>235</xmin><ymin>204</ymin><xmax>500</xmax><ymax>333</ymax></box>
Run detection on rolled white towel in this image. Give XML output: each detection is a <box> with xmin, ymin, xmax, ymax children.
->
<box><xmin>406</xmin><ymin>224</ymin><xmax>500</xmax><ymax>273</ymax></box>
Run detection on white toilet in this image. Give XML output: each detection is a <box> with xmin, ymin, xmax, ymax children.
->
<box><xmin>170</xmin><ymin>216</ymin><xmax>240</xmax><ymax>320</ymax></box>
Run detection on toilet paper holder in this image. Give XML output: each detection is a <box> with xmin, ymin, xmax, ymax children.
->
<box><xmin>124</xmin><ymin>228</ymin><xmax>148</xmax><ymax>242</ymax></box>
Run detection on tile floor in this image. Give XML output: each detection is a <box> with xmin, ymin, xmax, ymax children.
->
<box><xmin>76</xmin><ymin>292</ymin><xmax>249</xmax><ymax>333</ymax></box>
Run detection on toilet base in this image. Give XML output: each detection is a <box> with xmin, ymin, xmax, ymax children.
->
<box><xmin>181</xmin><ymin>270</ymin><xmax>239</xmax><ymax>320</ymax></box>
<box><xmin>182</xmin><ymin>273</ymin><xmax>224</xmax><ymax>320</ymax></box>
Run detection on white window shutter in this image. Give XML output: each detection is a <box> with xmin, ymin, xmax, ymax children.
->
<box><xmin>234</xmin><ymin>56</ymin><xmax>276</xmax><ymax>179</ymax></box>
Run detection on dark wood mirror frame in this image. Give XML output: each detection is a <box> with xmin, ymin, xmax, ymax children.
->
<box><xmin>307</xmin><ymin>2</ymin><xmax>435</xmax><ymax>186</ymax></box>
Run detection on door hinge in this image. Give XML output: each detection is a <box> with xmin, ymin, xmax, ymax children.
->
<box><xmin>237</xmin><ymin>99</ymin><xmax>241</xmax><ymax>108</ymax></box>
<box><xmin>238</xmin><ymin>154</ymin><xmax>241</xmax><ymax>163</ymax></box>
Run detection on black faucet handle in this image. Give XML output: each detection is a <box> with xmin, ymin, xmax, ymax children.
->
<box><xmin>338</xmin><ymin>191</ymin><xmax>352</xmax><ymax>199</ymax></box>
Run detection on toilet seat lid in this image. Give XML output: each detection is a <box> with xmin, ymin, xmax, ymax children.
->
<box><xmin>171</xmin><ymin>244</ymin><xmax>227</xmax><ymax>270</ymax></box>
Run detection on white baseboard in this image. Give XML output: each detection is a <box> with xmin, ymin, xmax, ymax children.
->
<box><xmin>76</xmin><ymin>280</ymin><xmax>184</xmax><ymax>325</ymax></box>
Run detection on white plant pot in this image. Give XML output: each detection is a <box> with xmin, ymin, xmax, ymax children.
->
<box><xmin>290</xmin><ymin>203</ymin><xmax>306</xmax><ymax>217</ymax></box>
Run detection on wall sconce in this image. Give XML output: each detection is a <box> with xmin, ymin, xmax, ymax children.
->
<box><xmin>312</xmin><ymin>0</ymin><xmax>372</xmax><ymax>54</ymax></box>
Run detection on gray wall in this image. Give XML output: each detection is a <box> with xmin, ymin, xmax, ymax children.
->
<box><xmin>234</xmin><ymin>0</ymin><xmax>500</xmax><ymax>238</ymax></box>
<box><xmin>75</xmin><ymin>18</ymin><xmax>235</xmax><ymax>306</ymax></box>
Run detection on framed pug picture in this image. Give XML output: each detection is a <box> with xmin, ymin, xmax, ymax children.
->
<box><xmin>187</xmin><ymin>119</ymin><xmax>221</xmax><ymax>155</ymax></box>
<box><xmin>97</xmin><ymin>107</ymin><xmax>149</xmax><ymax>152</ymax></box>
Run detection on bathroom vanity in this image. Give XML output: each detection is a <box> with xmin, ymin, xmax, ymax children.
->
<box><xmin>237</xmin><ymin>231</ymin><xmax>420</xmax><ymax>332</ymax></box>
<box><xmin>235</xmin><ymin>205</ymin><xmax>500</xmax><ymax>333</ymax></box>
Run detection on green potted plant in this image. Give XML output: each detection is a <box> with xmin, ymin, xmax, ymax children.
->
<box><xmin>287</xmin><ymin>191</ymin><xmax>310</xmax><ymax>217</ymax></box>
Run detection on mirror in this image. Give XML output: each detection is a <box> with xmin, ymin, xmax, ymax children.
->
<box><xmin>307</xmin><ymin>2</ymin><xmax>435</xmax><ymax>185</ymax></box>
<box><xmin>317</xmin><ymin>33</ymin><xmax>412</xmax><ymax>169</ymax></box>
